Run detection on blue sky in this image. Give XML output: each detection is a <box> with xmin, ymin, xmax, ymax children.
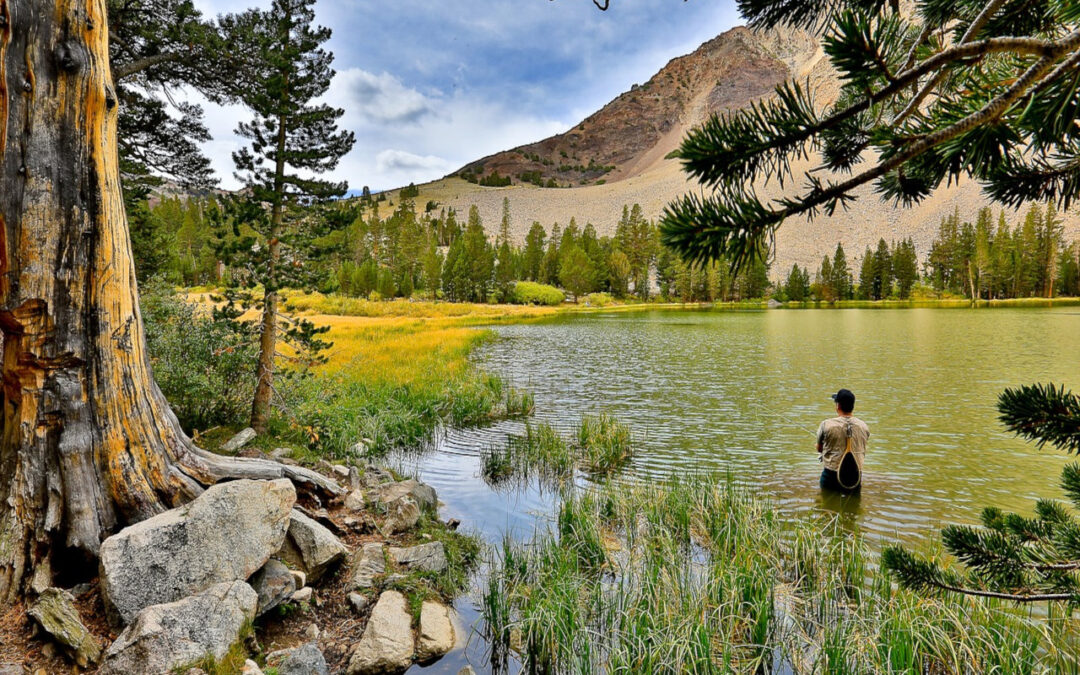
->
<box><xmin>193</xmin><ymin>0</ymin><xmax>742</xmax><ymax>191</ymax></box>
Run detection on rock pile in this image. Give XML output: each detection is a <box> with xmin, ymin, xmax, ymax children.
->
<box><xmin>21</xmin><ymin>447</ymin><xmax>462</xmax><ymax>673</ymax></box>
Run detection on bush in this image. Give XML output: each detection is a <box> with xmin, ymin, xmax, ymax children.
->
<box><xmin>141</xmin><ymin>281</ymin><xmax>259</xmax><ymax>432</ymax></box>
<box><xmin>583</xmin><ymin>292</ymin><xmax>614</xmax><ymax>307</ymax></box>
<box><xmin>511</xmin><ymin>281</ymin><xmax>564</xmax><ymax>306</ymax></box>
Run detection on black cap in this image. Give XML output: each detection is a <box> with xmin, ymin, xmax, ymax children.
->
<box><xmin>831</xmin><ymin>389</ymin><xmax>855</xmax><ymax>412</ymax></box>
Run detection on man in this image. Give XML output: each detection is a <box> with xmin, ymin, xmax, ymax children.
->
<box><xmin>816</xmin><ymin>388</ymin><xmax>870</xmax><ymax>492</ymax></box>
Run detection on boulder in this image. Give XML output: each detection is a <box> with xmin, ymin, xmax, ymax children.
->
<box><xmin>278</xmin><ymin>510</ymin><xmax>348</xmax><ymax>583</ymax></box>
<box><xmin>266</xmin><ymin>642</ymin><xmax>329</xmax><ymax>675</ymax></box>
<box><xmin>241</xmin><ymin>660</ymin><xmax>263</xmax><ymax>675</ymax></box>
<box><xmin>416</xmin><ymin>601</ymin><xmax>456</xmax><ymax>663</ymax></box>
<box><xmin>249</xmin><ymin>559</ymin><xmax>296</xmax><ymax>616</ymax></box>
<box><xmin>369</xmin><ymin>479</ymin><xmax>436</xmax><ymax>511</ymax></box>
<box><xmin>331</xmin><ymin>464</ymin><xmax>350</xmax><ymax>479</ymax></box>
<box><xmin>27</xmin><ymin>588</ymin><xmax>102</xmax><ymax>667</ymax></box>
<box><xmin>100</xmin><ymin>581</ymin><xmax>258</xmax><ymax>675</ymax></box>
<box><xmin>271</xmin><ymin>447</ymin><xmax>293</xmax><ymax>459</ymax></box>
<box><xmin>222</xmin><ymin>427</ymin><xmax>258</xmax><ymax>452</ymax></box>
<box><xmin>346</xmin><ymin>591</ymin><xmax>413</xmax><ymax>674</ymax></box>
<box><xmin>349</xmin><ymin>543</ymin><xmax>386</xmax><ymax>590</ymax></box>
<box><xmin>382</xmin><ymin>497</ymin><xmax>420</xmax><ymax>534</ymax></box>
<box><xmin>100</xmin><ymin>478</ymin><xmax>295</xmax><ymax>626</ymax></box>
<box><xmin>344</xmin><ymin>490</ymin><xmax>366</xmax><ymax>513</ymax></box>
<box><xmin>389</xmin><ymin>542</ymin><xmax>447</xmax><ymax>573</ymax></box>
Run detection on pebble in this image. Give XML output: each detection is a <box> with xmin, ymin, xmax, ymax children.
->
<box><xmin>292</xmin><ymin>586</ymin><xmax>313</xmax><ymax>603</ymax></box>
<box><xmin>304</xmin><ymin>622</ymin><xmax>321</xmax><ymax>640</ymax></box>
<box><xmin>348</xmin><ymin>592</ymin><xmax>370</xmax><ymax>613</ymax></box>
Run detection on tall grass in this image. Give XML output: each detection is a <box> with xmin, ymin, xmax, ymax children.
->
<box><xmin>481</xmin><ymin>414</ymin><xmax>635</xmax><ymax>486</ymax></box>
<box><xmin>482</xmin><ymin>476</ymin><xmax>1080</xmax><ymax>674</ymax></box>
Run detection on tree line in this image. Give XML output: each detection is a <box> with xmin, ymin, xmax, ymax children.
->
<box><xmin>778</xmin><ymin>204</ymin><xmax>1080</xmax><ymax>303</ymax></box>
<box><xmin>130</xmin><ymin>194</ymin><xmax>775</xmax><ymax>304</ymax></box>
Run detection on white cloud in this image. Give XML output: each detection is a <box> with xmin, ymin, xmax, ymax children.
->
<box><xmin>335</xmin><ymin>69</ymin><xmax>435</xmax><ymax>125</ymax></box>
<box><xmin>375</xmin><ymin>149</ymin><xmax>451</xmax><ymax>174</ymax></box>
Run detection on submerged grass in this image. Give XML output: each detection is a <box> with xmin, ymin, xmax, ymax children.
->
<box><xmin>481</xmin><ymin>414</ymin><xmax>635</xmax><ymax>485</ymax></box>
<box><xmin>482</xmin><ymin>476</ymin><xmax>1080</xmax><ymax>674</ymax></box>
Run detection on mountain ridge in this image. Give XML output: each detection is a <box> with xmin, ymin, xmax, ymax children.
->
<box><xmin>410</xmin><ymin>25</ymin><xmax>1079</xmax><ymax>275</ymax></box>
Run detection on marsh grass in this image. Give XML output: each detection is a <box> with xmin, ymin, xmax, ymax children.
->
<box><xmin>481</xmin><ymin>414</ymin><xmax>635</xmax><ymax>486</ymax></box>
<box><xmin>482</xmin><ymin>476</ymin><xmax>1080</xmax><ymax>674</ymax></box>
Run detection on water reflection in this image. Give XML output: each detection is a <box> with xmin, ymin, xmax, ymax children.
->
<box><xmin>398</xmin><ymin>307</ymin><xmax>1080</xmax><ymax>672</ymax></box>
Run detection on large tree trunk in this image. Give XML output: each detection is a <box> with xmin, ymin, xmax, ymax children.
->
<box><xmin>0</xmin><ymin>0</ymin><xmax>340</xmax><ymax>603</ymax></box>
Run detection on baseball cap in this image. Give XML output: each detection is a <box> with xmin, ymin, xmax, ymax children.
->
<box><xmin>831</xmin><ymin>389</ymin><xmax>855</xmax><ymax>411</ymax></box>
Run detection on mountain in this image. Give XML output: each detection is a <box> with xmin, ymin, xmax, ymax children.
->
<box><xmin>409</xmin><ymin>25</ymin><xmax>1079</xmax><ymax>276</ymax></box>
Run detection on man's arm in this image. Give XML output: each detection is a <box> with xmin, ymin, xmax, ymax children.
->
<box><xmin>815</xmin><ymin>422</ymin><xmax>824</xmax><ymax>455</ymax></box>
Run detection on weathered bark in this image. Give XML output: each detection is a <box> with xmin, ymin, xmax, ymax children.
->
<box><xmin>0</xmin><ymin>0</ymin><xmax>340</xmax><ymax>602</ymax></box>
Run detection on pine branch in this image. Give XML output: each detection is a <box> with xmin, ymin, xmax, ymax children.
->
<box><xmin>998</xmin><ymin>384</ymin><xmax>1080</xmax><ymax>453</ymax></box>
<box><xmin>882</xmin><ymin>545</ymin><xmax>1079</xmax><ymax>602</ymax></box>
<box><xmin>892</xmin><ymin>0</ymin><xmax>1009</xmax><ymax>125</ymax></box>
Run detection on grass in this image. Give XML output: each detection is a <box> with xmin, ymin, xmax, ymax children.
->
<box><xmin>481</xmin><ymin>413</ymin><xmax>635</xmax><ymax>485</ymax></box>
<box><xmin>381</xmin><ymin>512</ymin><xmax>482</xmax><ymax>624</ymax></box>
<box><xmin>482</xmin><ymin>475</ymin><xmax>1080</xmax><ymax>674</ymax></box>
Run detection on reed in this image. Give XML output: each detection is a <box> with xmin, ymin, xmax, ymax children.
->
<box><xmin>482</xmin><ymin>476</ymin><xmax>1080</xmax><ymax>674</ymax></box>
<box><xmin>481</xmin><ymin>414</ymin><xmax>635</xmax><ymax>486</ymax></box>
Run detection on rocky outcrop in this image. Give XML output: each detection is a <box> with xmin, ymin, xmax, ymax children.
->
<box><xmin>28</xmin><ymin>588</ymin><xmax>102</xmax><ymax>667</ymax></box>
<box><xmin>278</xmin><ymin>510</ymin><xmax>349</xmax><ymax>583</ymax></box>
<box><xmin>100</xmin><ymin>581</ymin><xmax>258</xmax><ymax>675</ymax></box>
<box><xmin>266</xmin><ymin>642</ymin><xmax>330</xmax><ymax>675</ymax></box>
<box><xmin>382</xmin><ymin>497</ymin><xmax>420</xmax><ymax>534</ymax></box>
<box><xmin>249</xmin><ymin>559</ymin><xmax>297</xmax><ymax>616</ymax></box>
<box><xmin>416</xmin><ymin>601</ymin><xmax>455</xmax><ymax>663</ymax></box>
<box><xmin>346</xmin><ymin>591</ymin><xmax>414</xmax><ymax>674</ymax></box>
<box><xmin>389</xmin><ymin>542</ymin><xmax>447</xmax><ymax>573</ymax></box>
<box><xmin>100</xmin><ymin>479</ymin><xmax>295</xmax><ymax>626</ymax></box>
<box><xmin>349</xmin><ymin>543</ymin><xmax>386</xmax><ymax>591</ymax></box>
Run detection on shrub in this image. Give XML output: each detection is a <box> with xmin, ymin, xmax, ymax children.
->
<box><xmin>140</xmin><ymin>281</ymin><xmax>259</xmax><ymax>432</ymax></box>
<box><xmin>511</xmin><ymin>281</ymin><xmax>564</xmax><ymax>306</ymax></box>
<box><xmin>583</xmin><ymin>292</ymin><xmax>614</xmax><ymax>307</ymax></box>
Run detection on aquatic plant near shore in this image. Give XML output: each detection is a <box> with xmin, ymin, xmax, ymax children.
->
<box><xmin>481</xmin><ymin>414</ymin><xmax>635</xmax><ymax>485</ymax></box>
<box><xmin>482</xmin><ymin>476</ymin><xmax>1080</xmax><ymax>674</ymax></box>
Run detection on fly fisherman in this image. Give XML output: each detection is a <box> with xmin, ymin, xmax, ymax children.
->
<box><xmin>816</xmin><ymin>389</ymin><xmax>870</xmax><ymax>492</ymax></box>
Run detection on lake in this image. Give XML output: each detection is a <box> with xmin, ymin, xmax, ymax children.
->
<box><xmin>403</xmin><ymin>306</ymin><xmax>1080</xmax><ymax>672</ymax></box>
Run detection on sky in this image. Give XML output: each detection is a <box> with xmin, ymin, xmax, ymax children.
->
<box><xmin>190</xmin><ymin>0</ymin><xmax>742</xmax><ymax>192</ymax></box>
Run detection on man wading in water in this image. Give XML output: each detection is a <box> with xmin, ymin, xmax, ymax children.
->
<box><xmin>816</xmin><ymin>389</ymin><xmax>869</xmax><ymax>492</ymax></box>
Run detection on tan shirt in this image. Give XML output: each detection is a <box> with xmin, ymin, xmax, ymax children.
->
<box><xmin>816</xmin><ymin>416</ymin><xmax>870</xmax><ymax>472</ymax></box>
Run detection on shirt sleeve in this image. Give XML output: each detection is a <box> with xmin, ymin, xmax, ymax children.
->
<box><xmin>816</xmin><ymin>422</ymin><xmax>825</xmax><ymax>445</ymax></box>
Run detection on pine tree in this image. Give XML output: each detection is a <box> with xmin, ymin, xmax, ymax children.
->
<box><xmin>522</xmin><ymin>222</ymin><xmax>547</xmax><ymax>282</ymax></box>
<box><xmin>831</xmin><ymin>243</ymin><xmax>851</xmax><ymax>300</ymax></box>
<box><xmin>541</xmin><ymin>224</ymin><xmax>561</xmax><ymax>286</ymax></box>
<box><xmin>658</xmin><ymin>2</ymin><xmax>1080</xmax><ymax>272</ymax></box>
<box><xmin>884</xmin><ymin>383</ymin><xmax>1080</xmax><ymax>603</ymax></box>
<box><xmin>892</xmin><ymin>238</ymin><xmax>919</xmax><ymax>300</ymax></box>
<box><xmin>463</xmin><ymin>206</ymin><xmax>494</xmax><ymax>302</ymax></box>
<box><xmin>494</xmin><ymin>199</ymin><xmax>516</xmax><ymax>302</ymax></box>
<box><xmin>222</xmin><ymin>0</ymin><xmax>355</xmax><ymax>431</ymax></box>
<box><xmin>559</xmin><ymin>246</ymin><xmax>595</xmax><ymax>302</ymax></box>
<box><xmin>109</xmin><ymin>0</ymin><xmax>229</xmax><ymax>196</ymax></box>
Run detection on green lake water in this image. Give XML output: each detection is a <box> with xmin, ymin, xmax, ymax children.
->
<box><xmin>408</xmin><ymin>306</ymin><xmax>1080</xmax><ymax>672</ymax></box>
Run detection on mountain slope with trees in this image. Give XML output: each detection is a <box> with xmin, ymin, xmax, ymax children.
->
<box><xmin>410</xmin><ymin>22</ymin><xmax>1080</xmax><ymax>277</ymax></box>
